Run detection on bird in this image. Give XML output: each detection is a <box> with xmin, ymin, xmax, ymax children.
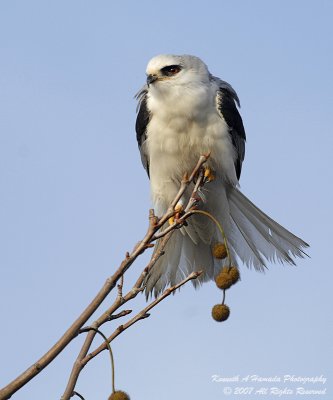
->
<box><xmin>135</xmin><ymin>54</ymin><xmax>309</xmax><ymax>297</ymax></box>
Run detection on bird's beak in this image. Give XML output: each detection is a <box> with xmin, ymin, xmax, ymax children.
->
<box><xmin>147</xmin><ymin>74</ymin><xmax>158</xmax><ymax>86</ymax></box>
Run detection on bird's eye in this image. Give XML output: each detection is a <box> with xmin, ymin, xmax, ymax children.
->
<box><xmin>161</xmin><ymin>65</ymin><xmax>182</xmax><ymax>76</ymax></box>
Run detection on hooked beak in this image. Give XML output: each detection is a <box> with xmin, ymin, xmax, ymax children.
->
<box><xmin>147</xmin><ymin>74</ymin><xmax>158</xmax><ymax>86</ymax></box>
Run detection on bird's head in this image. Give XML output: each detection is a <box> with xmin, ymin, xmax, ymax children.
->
<box><xmin>145</xmin><ymin>54</ymin><xmax>210</xmax><ymax>90</ymax></box>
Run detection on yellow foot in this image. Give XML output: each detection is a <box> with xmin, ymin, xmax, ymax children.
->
<box><xmin>168</xmin><ymin>216</ymin><xmax>175</xmax><ymax>225</ymax></box>
<box><xmin>168</xmin><ymin>202</ymin><xmax>184</xmax><ymax>225</ymax></box>
<box><xmin>204</xmin><ymin>167</ymin><xmax>215</xmax><ymax>182</ymax></box>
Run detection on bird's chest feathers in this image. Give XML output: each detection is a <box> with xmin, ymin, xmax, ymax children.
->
<box><xmin>147</xmin><ymin>88</ymin><xmax>229</xmax><ymax>159</ymax></box>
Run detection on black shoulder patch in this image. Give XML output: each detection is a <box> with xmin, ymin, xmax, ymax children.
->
<box><xmin>217</xmin><ymin>88</ymin><xmax>246</xmax><ymax>180</ymax></box>
<box><xmin>135</xmin><ymin>94</ymin><xmax>150</xmax><ymax>176</ymax></box>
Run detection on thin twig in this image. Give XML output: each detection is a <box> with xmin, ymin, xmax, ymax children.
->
<box><xmin>0</xmin><ymin>155</ymin><xmax>209</xmax><ymax>400</ymax></box>
<box><xmin>60</xmin><ymin>157</ymin><xmax>209</xmax><ymax>400</ymax></box>
<box><xmin>117</xmin><ymin>275</ymin><xmax>124</xmax><ymax>300</ymax></box>
<box><xmin>61</xmin><ymin>234</ymin><xmax>200</xmax><ymax>399</ymax></box>
<box><xmin>82</xmin><ymin>271</ymin><xmax>203</xmax><ymax>364</ymax></box>
<box><xmin>107</xmin><ymin>310</ymin><xmax>132</xmax><ymax>321</ymax></box>
<box><xmin>158</xmin><ymin>154</ymin><xmax>209</xmax><ymax>226</ymax></box>
<box><xmin>60</xmin><ymin>234</ymin><xmax>175</xmax><ymax>399</ymax></box>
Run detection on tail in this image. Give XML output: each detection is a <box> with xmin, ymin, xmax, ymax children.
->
<box><xmin>144</xmin><ymin>226</ymin><xmax>225</xmax><ymax>298</ymax></box>
<box><xmin>227</xmin><ymin>187</ymin><xmax>309</xmax><ymax>270</ymax></box>
<box><xmin>145</xmin><ymin>184</ymin><xmax>309</xmax><ymax>297</ymax></box>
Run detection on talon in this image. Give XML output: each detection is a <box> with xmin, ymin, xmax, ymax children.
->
<box><xmin>168</xmin><ymin>216</ymin><xmax>175</xmax><ymax>225</ymax></box>
<box><xmin>168</xmin><ymin>202</ymin><xmax>184</xmax><ymax>225</ymax></box>
<box><xmin>204</xmin><ymin>167</ymin><xmax>215</xmax><ymax>182</ymax></box>
<box><xmin>174</xmin><ymin>202</ymin><xmax>184</xmax><ymax>220</ymax></box>
<box><xmin>175</xmin><ymin>203</ymin><xmax>183</xmax><ymax>213</ymax></box>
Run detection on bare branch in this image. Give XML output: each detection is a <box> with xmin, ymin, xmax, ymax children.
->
<box><xmin>0</xmin><ymin>155</ymin><xmax>209</xmax><ymax>400</ymax></box>
<box><xmin>82</xmin><ymin>271</ymin><xmax>203</xmax><ymax>364</ymax></box>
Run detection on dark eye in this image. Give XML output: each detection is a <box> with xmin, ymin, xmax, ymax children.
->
<box><xmin>161</xmin><ymin>65</ymin><xmax>182</xmax><ymax>76</ymax></box>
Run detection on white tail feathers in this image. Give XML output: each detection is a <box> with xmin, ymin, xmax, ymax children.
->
<box><xmin>145</xmin><ymin>185</ymin><xmax>309</xmax><ymax>298</ymax></box>
<box><xmin>227</xmin><ymin>188</ymin><xmax>309</xmax><ymax>270</ymax></box>
<box><xmin>144</xmin><ymin>227</ymin><xmax>219</xmax><ymax>298</ymax></box>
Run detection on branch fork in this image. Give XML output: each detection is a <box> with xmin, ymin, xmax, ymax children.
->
<box><xmin>0</xmin><ymin>155</ymin><xmax>210</xmax><ymax>400</ymax></box>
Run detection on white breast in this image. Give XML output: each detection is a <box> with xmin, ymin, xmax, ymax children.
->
<box><xmin>146</xmin><ymin>82</ymin><xmax>238</xmax><ymax>213</ymax></box>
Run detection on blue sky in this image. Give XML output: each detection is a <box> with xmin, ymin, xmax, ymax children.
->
<box><xmin>0</xmin><ymin>1</ymin><xmax>332</xmax><ymax>399</ymax></box>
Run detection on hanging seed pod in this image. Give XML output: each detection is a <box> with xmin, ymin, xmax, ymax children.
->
<box><xmin>220</xmin><ymin>266</ymin><xmax>240</xmax><ymax>285</ymax></box>
<box><xmin>211</xmin><ymin>304</ymin><xmax>230</xmax><ymax>322</ymax></box>
<box><xmin>108</xmin><ymin>390</ymin><xmax>130</xmax><ymax>400</ymax></box>
<box><xmin>215</xmin><ymin>272</ymin><xmax>233</xmax><ymax>290</ymax></box>
<box><xmin>212</xmin><ymin>242</ymin><xmax>228</xmax><ymax>260</ymax></box>
<box><xmin>228</xmin><ymin>266</ymin><xmax>240</xmax><ymax>284</ymax></box>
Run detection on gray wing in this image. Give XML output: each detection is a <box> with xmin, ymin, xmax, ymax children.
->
<box><xmin>214</xmin><ymin>78</ymin><xmax>246</xmax><ymax>180</ymax></box>
<box><xmin>135</xmin><ymin>86</ymin><xmax>150</xmax><ymax>177</ymax></box>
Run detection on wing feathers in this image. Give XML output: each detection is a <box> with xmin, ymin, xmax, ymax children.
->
<box><xmin>135</xmin><ymin>87</ymin><xmax>150</xmax><ymax>176</ymax></box>
<box><xmin>216</xmin><ymin>85</ymin><xmax>246</xmax><ymax>180</ymax></box>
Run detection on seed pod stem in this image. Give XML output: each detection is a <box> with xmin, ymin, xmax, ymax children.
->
<box><xmin>190</xmin><ymin>210</ymin><xmax>232</xmax><ymax>266</ymax></box>
<box><xmin>86</xmin><ymin>327</ymin><xmax>115</xmax><ymax>394</ymax></box>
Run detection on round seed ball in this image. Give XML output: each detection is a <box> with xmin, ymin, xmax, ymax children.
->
<box><xmin>108</xmin><ymin>391</ymin><xmax>130</xmax><ymax>400</ymax></box>
<box><xmin>221</xmin><ymin>266</ymin><xmax>240</xmax><ymax>285</ymax></box>
<box><xmin>211</xmin><ymin>304</ymin><xmax>230</xmax><ymax>322</ymax></box>
<box><xmin>212</xmin><ymin>243</ymin><xmax>228</xmax><ymax>259</ymax></box>
<box><xmin>228</xmin><ymin>266</ymin><xmax>240</xmax><ymax>284</ymax></box>
<box><xmin>215</xmin><ymin>272</ymin><xmax>233</xmax><ymax>290</ymax></box>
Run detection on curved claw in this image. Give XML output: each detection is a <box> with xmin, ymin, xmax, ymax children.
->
<box><xmin>204</xmin><ymin>167</ymin><xmax>215</xmax><ymax>182</ymax></box>
<box><xmin>168</xmin><ymin>202</ymin><xmax>184</xmax><ymax>225</ymax></box>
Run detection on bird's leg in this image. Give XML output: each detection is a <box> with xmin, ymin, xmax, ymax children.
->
<box><xmin>168</xmin><ymin>201</ymin><xmax>184</xmax><ymax>225</ymax></box>
<box><xmin>174</xmin><ymin>202</ymin><xmax>184</xmax><ymax>219</ymax></box>
<box><xmin>204</xmin><ymin>166</ymin><xmax>215</xmax><ymax>182</ymax></box>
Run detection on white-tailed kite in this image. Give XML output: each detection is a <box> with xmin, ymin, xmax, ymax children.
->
<box><xmin>135</xmin><ymin>54</ymin><xmax>308</xmax><ymax>297</ymax></box>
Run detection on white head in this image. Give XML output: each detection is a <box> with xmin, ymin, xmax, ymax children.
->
<box><xmin>145</xmin><ymin>54</ymin><xmax>210</xmax><ymax>89</ymax></box>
